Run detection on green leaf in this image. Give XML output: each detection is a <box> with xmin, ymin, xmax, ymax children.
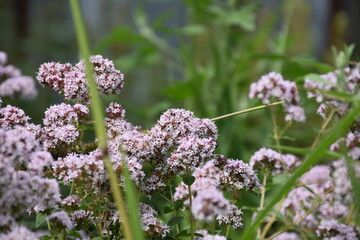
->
<box><xmin>290</xmin><ymin>57</ymin><xmax>333</xmax><ymax>72</ymax></box>
<box><xmin>97</xmin><ymin>206</ymin><xmax>111</xmax><ymax>211</ymax></box>
<box><xmin>163</xmin><ymin>206</ymin><xmax>173</xmax><ymax>214</ymax></box>
<box><xmin>182</xmin><ymin>176</ymin><xmax>196</xmax><ymax>186</ymax></box>
<box><xmin>35</xmin><ymin>213</ymin><xmax>46</xmax><ymax>228</ymax></box>
<box><xmin>168</xmin><ymin>216</ymin><xmax>184</xmax><ymax>226</ymax></box>
<box><xmin>302</xmin><ymin>185</ymin><xmax>316</xmax><ymax>195</ymax></box>
<box><xmin>271</xmin><ymin>209</ymin><xmax>285</xmax><ymax>221</ymax></box>
<box><xmin>240</xmin><ymin>206</ymin><xmax>259</xmax><ymax>212</ymax></box>
<box><xmin>175</xmin><ymin>229</ymin><xmax>188</xmax><ymax>237</ymax></box>
<box><xmin>225</xmin><ymin>8</ymin><xmax>256</xmax><ymax>31</ymax></box>
<box><xmin>319</xmin><ymin>90</ymin><xmax>360</xmax><ymax>102</ymax></box>
<box><xmin>181</xmin><ymin>24</ymin><xmax>207</xmax><ymax>35</ymax></box>
<box><xmin>272</xmin><ymin>174</ymin><xmax>290</xmax><ymax>185</ymax></box>
<box><xmin>91</xmin><ymin>237</ymin><xmax>105</xmax><ymax>240</ymax></box>
<box><xmin>68</xmin><ymin>231</ymin><xmax>82</xmax><ymax>238</ymax></box>
<box><xmin>174</xmin><ymin>200</ymin><xmax>184</xmax><ymax>210</ymax></box>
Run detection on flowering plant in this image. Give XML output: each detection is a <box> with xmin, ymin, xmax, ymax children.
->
<box><xmin>0</xmin><ymin>2</ymin><xmax>360</xmax><ymax>240</ymax></box>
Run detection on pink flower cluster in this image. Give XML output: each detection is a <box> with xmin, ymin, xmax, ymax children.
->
<box><xmin>37</xmin><ymin>55</ymin><xmax>124</xmax><ymax>104</ymax></box>
<box><xmin>53</xmin><ymin>149</ymin><xmax>106</xmax><ymax>192</ymax></box>
<box><xmin>0</xmin><ymin>103</ymin><xmax>61</xmax><ymax>237</ymax></box>
<box><xmin>330</xmin><ymin>131</ymin><xmax>360</xmax><ymax>160</ymax></box>
<box><xmin>139</xmin><ymin>203</ymin><xmax>170</xmax><ymax>238</ymax></box>
<box><xmin>280</xmin><ymin>161</ymin><xmax>360</xmax><ymax>237</ymax></box>
<box><xmin>249</xmin><ymin>72</ymin><xmax>305</xmax><ymax>122</ymax></box>
<box><xmin>316</xmin><ymin>219</ymin><xmax>359</xmax><ymax>240</ymax></box>
<box><xmin>119</xmin><ymin>108</ymin><xmax>219</xmax><ymax>194</ymax></box>
<box><xmin>195</xmin><ymin>230</ymin><xmax>227</xmax><ymax>240</ymax></box>
<box><xmin>41</xmin><ymin>103</ymin><xmax>89</xmax><ymax>150</ymax></box>
<box><xmin>0</xmin><ymin>51</ymin><xmax>37</xmax><ymax>100</ymax></box>
<box><xmin>174</xmin><ymin>156</ymin><xmax>259</xmax><ymax>228</ymax></box>
<box><xmin>249</xmin><ymin>148</ymin><xmax>301</xmax><ymax>175</ymax></box>
<box><xmin>304</xmin><ymin>63</ymin><xmax>360</xmax><ymax>119</ymax></box>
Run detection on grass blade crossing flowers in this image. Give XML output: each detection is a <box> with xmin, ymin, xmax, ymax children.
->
<box><xmin>68</xmin><ymin>1</ymin><xmax>141</xmax><ymax>239</ymax></box>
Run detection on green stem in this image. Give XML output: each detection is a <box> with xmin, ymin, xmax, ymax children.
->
<box><xmin>311</xmin><ymin>109</ymin><xmax>335</xmax><ymax>149</ymax></box>
<box><xmin>270</xmin><ymin>108</ymin><xmax>281</xmax><ymax>151</ymax></box>
<box><xmin>257</xmin><ymin>173</ymin><xmax>268</xmax><ymax>238</ymax></box>
<box><xmin>69</xmin><ymin>181</ymin><xmax>75</xmax><ymax>195</ymax></box>
<box><xmin>211</xmin><ymin>100</ymin><xmax>285</xmax><ymax>121</ymax></box>
<box><xmin>169</xmin><ymin>181</ymin><xmax>181</xmax><ymax>233</ymax></box>
<box><xmin>225</xmin><ymin>225</ymin><xmax>231</xmax><ymax>238</ymax></box>
<box><xmin>68</xmin><ymin>1</ymin><xmax>133</xmax><ymax>239</ymax></box>
<box><xmin>186</xmin><ymin>166</ymin><xmax>195</xmax><ymax>240</ymax></box>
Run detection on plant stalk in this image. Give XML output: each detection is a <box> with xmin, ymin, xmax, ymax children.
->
<box><xmin>68</xmin><ymin>1</ymin><xmax>133</xmax><ymax>239</ymax></box>
<box><xmin>211</xmin><ymin>100</ymin><xmax>285</xmax><ymax>121</ymax></box>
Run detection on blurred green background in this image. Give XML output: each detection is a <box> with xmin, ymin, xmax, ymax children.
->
<box><xmin>1</xmin><ymin>0</ymin><xmax>360</xmax><ymax>159</ymax></box>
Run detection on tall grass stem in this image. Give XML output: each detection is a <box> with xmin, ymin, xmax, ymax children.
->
<box><xmin>69</xmin><ymin>1</ymin><xmax>134</xmax><ymax>239</ymax></box>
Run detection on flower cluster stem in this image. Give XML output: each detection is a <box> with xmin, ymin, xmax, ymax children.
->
<box><xmin>186</xmin><ymin>166</ymin><xmax>195</xmax><ymax>240</ymax></box>
<box><xmin>311</xmin><ymin>109</ymin><xmax>335</xmax><ymax>149</ymax></box>
<box><xmin>258</xmin><ymin>172</ymin><xmax>268</xmax><ymax>238</ymax></box>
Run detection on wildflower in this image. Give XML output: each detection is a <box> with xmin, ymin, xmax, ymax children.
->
<box><xmin>216</xmin><ymin>156</ymin><xmax>261</xmax><ymax>191</ymax></box>
<box><xmin>216</xmin><ymin>204</ymin><xmax>243</xmax><ymax>229</ymax></box>
<box><xmin>61</xmin><ymin>195</ymin><xmax>81</xmax><ymax>207</ymax></box>
<box><xmin>0</xmin><ymin>126</ymin><xmax>40</xmax><ymax>165</ymax></box>
<box><xmin>191</xmin><ymin>187</ymin><xmax>230</xmax><ymax>222</ymax></box>
<box><xmin>0</xmin><ymin>225</ymin><xmax>38</xmax><ymax>240</ymax></box>
<box><xmin>139</xmin><ymin>203</ymin><xmax>170</xmax><ymax>238</ymax></box>
<box><xmin>37</xmin><ymin>55</ymin><xmax>124</xmax><ymax>104</ymax></box>
<box><xmin>70</xmin><ymin>210</ymin><xmax>89</xmax><ymax>226</ymax></box>
<box><xmin>0</xmin><ymin>215</ymin><xmax>15</xmax><ymax>232</ymax></box>
<box><xmin>167</xmin><ymin>136</ymin><xmax>216</xmax><ymax>174</ymax></box>
<box><xmin>174</xmin><ymin>160</ymin><xmax>222</xmax><ymax>202</ymax></box>
<box><xmin>28</xmin><ymin>151</ymin><xmax>54</xmax><ymax>174</ymax></box>
<box><xmin>53</xmin><ymin>150</ymin><xmax>106</xmax><ymax>190</ymax></box>
<box><xmin>250</xmin><ymin>148</ymin><xmax>301</xmax><ymax>175</ymax></box>
<box><xmin>0</xmin><ymin>105</ymin><xmax>30</xmax><ymax>129</ymax></box>
<box><xmin>0</xmin><ymin>51</ymin><xmax>7</xmax><ymax>66</ymax></box>
<box><xmin>47</xmin><ymin>211</ymin><xmax>74</xmax><ymax>231</ymax></box>
<box><xmin>304</xmin><ymin>72</ymin><xmax>337</xmax><ymax>102</ymax></box>
<box><xmin>37</xmin><ymin>62</ymin><xmax>71</xmax><ymax>91</ymax></box>
<box><xmin>249</xmin><ymin>72</ymin><xmax>300</xmax><ymax>104</ymax></box>
<box><xmin>284</xmin><ymin>105</ymin><xmax>306</xmax><ymax>122</ymax></box>
<box><xmin>0</xmin><ymin>171</ymin><xmax>60</xmax><ymax>215</ymax></box>
<box><xmin>195</xmin><ymin>230</ymin><xmax>226</xmax><ymax>240</ymax></box>
<box><xmin>273</xmin><ymin>232</ymin><xmax>300</xmax><ymax>240</ymax></box>
<box><xmin>249</xmin><ymin>72</ymin><xmax>305</xmax><ymax>122</ymax></box>
<box><xmin>0</xmin><ymin>76</ymin><xmax>37</xmax><ymax>100</ymax></box>
<box><xmin>106</xmin><ymin>102</ymin><xmax>126</xmax><ymax>119</ymax></box>
<box><xmin>316</xmin><ymin>220</ymin><xmax>358</xmax><ymax>240</ymax></box>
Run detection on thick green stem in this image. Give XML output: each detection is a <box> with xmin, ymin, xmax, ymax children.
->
<box><xmin>68</xmin><ymin>1</ymin><xmax>133</xmax><ymax>239</ymax></box>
